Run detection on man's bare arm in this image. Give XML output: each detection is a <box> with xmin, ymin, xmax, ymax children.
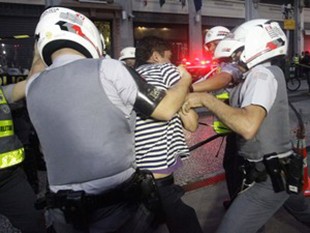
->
<box><xmin>151</xmin><ymin>66</ymin><xmax>192</xmax><ymax>121</ymax></box>
<box><xmin>179</xmin><ymin>109</ymin><xmax>199</xmax><ymax>132</ymax></box>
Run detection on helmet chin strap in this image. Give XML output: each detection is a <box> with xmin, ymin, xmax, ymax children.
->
<box><xmin>231</xmin><ymin>47</ymin><xmax>248</xmax><ymax>72</ymax></box>
<box><xmin>237</xmin><ymin>61</ymin><xmax>248</xmax><ymax>72</ymax></box>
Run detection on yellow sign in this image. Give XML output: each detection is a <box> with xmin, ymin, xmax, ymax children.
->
<box><xmin>0</xmin><ymin>75</ymin><xmax>27</xmax><ymax>86</ymax></box>
<box><xmin>284</xmin><ymin>19</ymin><xmax>296</xmax><ymax>30</ymax></box>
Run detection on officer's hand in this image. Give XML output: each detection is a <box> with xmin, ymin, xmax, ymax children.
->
<box><xmin>182</xmin><ymin>93</ymin><xmax>206</xmax><ymax>113</ymax></box>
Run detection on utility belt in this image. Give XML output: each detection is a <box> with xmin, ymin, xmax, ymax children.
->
<box><xmin>240</xmin><ymin>151</ymin><xmax>303</xmax><ymax>194</ymax></box>
<box><xmin>36</xmin><ymin>169</ymin><xmax>160</xmax><ymax>230</ymax></box>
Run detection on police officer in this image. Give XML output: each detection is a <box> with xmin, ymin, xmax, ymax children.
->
<box><xmin>192</xmin><ymin>26</ymin><xmax>232</xmax><ymax>86</ymax></box>
<box><xmin>0</xmin><ymin>58</ymin><xmax>45</xmax><ymax>232</ymax></box>
<box><xmin>190</xmin><ymin>26</ymin><xmax>243</xmax><ymax>206</ymax></box>
<box><xmin>26</xmin><ymin>7</ymin><xmax>192</xmax><ymax>233</ymax></box>
<box><xmin>119</xmin><ymin>46</ymin><xmax>136</xmax><ymax>68</ymax></box>
<box><xmin>183</xmin><ymin>19</ymin><xmax>303</xmax><ymax>233</ymax></box>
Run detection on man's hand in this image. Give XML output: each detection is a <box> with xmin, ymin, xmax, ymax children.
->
<box><xmin>182</xmin><ymin>92</ymin><xmax>209</xmax><ymax>113</ymax></box>
<box><xmin>183</xmin><ymin>91</ymin><xmax>267</xmax><ymax>140</ymax></box>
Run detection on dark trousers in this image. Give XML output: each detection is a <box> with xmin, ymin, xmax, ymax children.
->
<box><xmin>22</xmin><ymin>146</ymin><xmax>39</xmax><ymax>194</ymax></box>
<box><xmin>0</xmin><ymin>166</ymin><xmax>45</xmax><ymax>233</ymax></box>
<box><xmin>223</xmin><ymin>134</ymin><xmax>244</xmax><ymax>200</ymax></box>
<box><xmin>155</xmin><ymin>175</ymin><xmax>203</xmax><ymax>233</ymax></box>
<box><xmin>223</xmin><ymin>135</ymin><xmax>310</xmax><ymax>230</ymax></box>
<box><xmin>50</xmin><ymin>201</ymin><xmax>156</xmax><ymax>233</ymax></box>
<box><xmin>48</xmin><ymin>174</ymin><xmax>157</xmax><ymax>233</ymax></box>
<box><xmin>284</xmin><ymin>193</ymin><xmax>310</xmax><ymax>227</ymax></box>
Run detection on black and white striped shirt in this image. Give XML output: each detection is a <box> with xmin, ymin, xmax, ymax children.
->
<box><xmin>135</xmin><ymin>63</ymin><xmax>189</xmax><ymax>172</ymax></box>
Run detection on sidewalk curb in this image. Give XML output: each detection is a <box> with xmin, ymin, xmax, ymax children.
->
<box><xmin>182</xmin><ymin>173</ymin><xmax>226</xmax><ymax>192</ymax></box>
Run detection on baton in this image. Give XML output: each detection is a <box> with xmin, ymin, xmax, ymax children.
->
<box><xmin>189</xmin><ymin>133</ymin><xmax>227</xmax><ymax>152</ymax></box>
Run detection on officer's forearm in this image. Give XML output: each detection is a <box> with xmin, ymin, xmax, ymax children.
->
<box><xmin>193</xmin><ymin>72</ymin><xmax>232</xmax><ymax>92</ymax></box>
<box><xmin>11</xmin><ymin>80</ymin><xmax>26</xmax><ymax>102</ymax></box>
<box><xmin>199</xmin><ymin>93</ymin><xmax>265</xmax><ymax>140</ymax></box>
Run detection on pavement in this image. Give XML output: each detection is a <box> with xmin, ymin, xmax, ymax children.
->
<box><xmin>154</xmin><ymin>78</ymin><xmax>310</xmax><ymax>233</ymax></box>
<box><xmin>154</xmin><ymin>180</ymin><xmax>310</xmax><ymax>233</ymax></box>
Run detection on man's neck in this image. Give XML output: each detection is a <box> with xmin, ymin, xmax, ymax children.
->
<box><xmin>51</xmin><ymin>48</ymin><xmax>85</xmax><ymax>62</ymax></box>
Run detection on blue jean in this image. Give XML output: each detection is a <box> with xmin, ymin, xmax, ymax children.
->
<box><xmin>155</xmin><ymin>176</ymin><xmax>203</xmax><ymax>233</ymax></box>
<box><xmin>216</xmin><ymin>177</ymin><xmax>289</xmax><ymax>233</ymax></box>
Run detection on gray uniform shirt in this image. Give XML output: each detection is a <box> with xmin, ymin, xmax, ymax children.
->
<box><xmin>230</xmin><ymin>62</ymin><xmax>291</xmax><ymax>161</ymax></box>
<box><xmin>237</xmin><ymin>62</ymin><xmax>276</xmax><ymax>112</ymax></box>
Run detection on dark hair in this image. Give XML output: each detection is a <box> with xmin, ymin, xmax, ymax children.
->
<box><xmin>135</xmin><ymin>36</ymin><xmax>171</xmax><ymax>67</ymax></box>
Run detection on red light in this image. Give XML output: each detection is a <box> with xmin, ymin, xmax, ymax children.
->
<box><xmin>200</xmin><ymin>60</ymin><xmax>211</xmax><ymax>65</ymax></box>
<box><xmin>180</xmin><ymin>56</ymin><xmax>216</xmax><ymax>83</ymax></box>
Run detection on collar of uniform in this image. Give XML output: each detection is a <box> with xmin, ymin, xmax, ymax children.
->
<box><xmin>242</xmin><ymin>61</ymin><xmax>271</xmax><ymax>79</ymax></box>
<box><xmin>49</xmin><ymin>54</ymin><xmax>85</xmax><ymax>69</ymax></box>
<box><xmin>260</xmin><ymin>61</ymin><xmax>271</xmax><ymax>67</ymax></box>
<box><xmin>26</xmin><ymin>54</ymin><xmax>85</xmax><ymax>97</ymax></box>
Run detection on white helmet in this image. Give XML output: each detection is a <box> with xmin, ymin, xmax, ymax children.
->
<box><xmin>204</xmin><ymin>26</ymin><xmax>230</xmax><ymax>46</ymax></box>
<box><xmin>119</xmin><ymin>47</ymin><xmax>136</xmax><ymax>61</ymax></box>
<box><xmin>213</xmin><ymin>36</ymin><xmax>244</xmax><ymax>61</ymax></box>
<box><xmin>35</xmin><ymin>7</ymin><xmax>105</xmax><ymax>65</ymax></box>
<box><xmin>214</xmin><ymin>19</ymin><xmax>287</xmax><ymax>69</ymax></box>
